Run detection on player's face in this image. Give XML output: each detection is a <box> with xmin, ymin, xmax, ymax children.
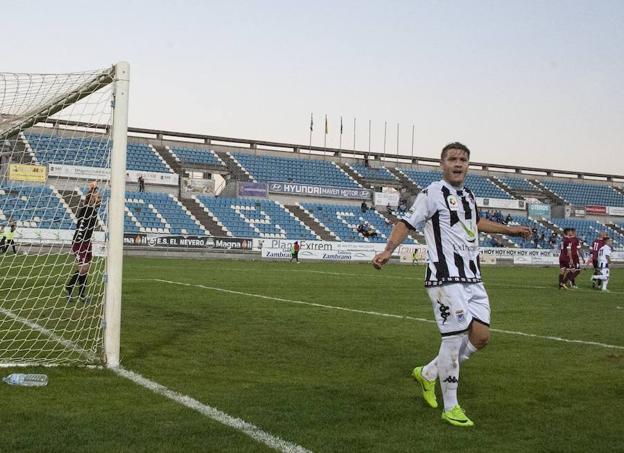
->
<box><xmin>441</xmin><ymin>149</ymin><xmax>469</xmax><ymax>187</ymax></box>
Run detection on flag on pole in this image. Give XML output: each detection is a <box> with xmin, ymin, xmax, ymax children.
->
<box><xmin>310</xmin><ymin>113</ymin><xmax>314</xmax><ymax>131</ymax></box>
<box><xmin>324</xmin><ymin>114</ymin><xmax>328</xmax><ymax>135</ymax></box>
<box><xmin>340</xmin><ymin>116</ymin><xmax>343</xmax><ymax>135</ymax></box>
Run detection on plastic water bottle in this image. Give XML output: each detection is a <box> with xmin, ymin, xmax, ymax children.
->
<box><xmin>2</xmin><ymin>373</ymin><xmax>48</xmax><ymax>387</ymax></box>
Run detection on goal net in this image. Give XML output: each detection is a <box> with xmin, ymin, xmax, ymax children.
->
<box><xmin>0</xmin><ymin>63</ymin><xmax>129</xmax><ymax>367</ymax></box>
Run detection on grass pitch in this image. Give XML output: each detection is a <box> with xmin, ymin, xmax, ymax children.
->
<box><xmin>1</xmin><ymin>256</ymin><xmax>623</xmax><ymax>452</ymax></box>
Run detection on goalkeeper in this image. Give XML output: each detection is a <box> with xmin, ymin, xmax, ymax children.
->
<box><xmin>66</xmin><ymin>183</ymin><xmax>100</xmax><ymax>303</ymax></box>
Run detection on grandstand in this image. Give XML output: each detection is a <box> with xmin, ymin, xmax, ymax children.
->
<box><xmin>4</xmin><ymin>121</ymin><xmax>623</xmax><ymax>254</ymax></box>
<box><xmin>24</xmin><ymin>131</ymin><xmax>173</xmax><ymax>174</ymax></box>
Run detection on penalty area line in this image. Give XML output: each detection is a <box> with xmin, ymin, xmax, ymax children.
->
<box><xmin>149</xmin><ymin>278</ymin><xmax>624</xmax><ymax>351</ymax></box>
<box><xmin>0</xmin><ymin>308</ymin><xmax>312</xmax><ymax>453</ymax></box>
<box><xmin>113</xmin><ymin>368</ymin><xmax>312</xmax><ymax>453</ymax></box>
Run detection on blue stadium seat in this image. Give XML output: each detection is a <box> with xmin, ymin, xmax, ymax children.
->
<box><xmin>398</xmin><ymin>168</ymin><xmax>513</xmax><ymax>199</ymax></box>
<box><xmin>539</xmin><ymin>180</ymin><xmax>624</xmax><ymax>207</ymax></box>
<box><xmin>230</xmin><ymin>152</ymin><xmax>361</xmax><ymax>189</ymax></box>
<box><xmin>0</xmin><ymin>183</ymin><xmax>76</xmax><ymax>229</ymax></box>
<box><xmin>300</xmin><ymin>202</ymin><xmax>416</xmax><ymax>243</ymax></box>
<box><xmin>169</xmin><ymin>147</ymin><xmax>226</xmax><ymax>168</ymax></box>
<box><xmin>195</xmin><ymin>196</ymin><xmax>318</xmax><ymax>240</ymax></box>
<box><xmin>349</xmin><ymin>163</ymin><xmax>398</xmax><ymax>183</ymax></box>
<box><xmin>25</xmin><ymin>132</ymin><xmax>173</xmax><ymax>174</ymax></box>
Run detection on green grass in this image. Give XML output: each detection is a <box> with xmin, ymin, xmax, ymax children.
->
<box><xmin>1</xmin><ymin>257</ymin><xmax>623</xmax><ymax>452</ymax></box>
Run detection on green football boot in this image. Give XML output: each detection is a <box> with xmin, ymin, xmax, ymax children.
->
<box><xmin>441</xmin><ymin>405</ymin><xmax>474</xmax><ymax>427</ymax></box>
<box><xmin>412</xmin><ymin>366</ymin><xmax>438</xmax><ymax>409</ymax></box>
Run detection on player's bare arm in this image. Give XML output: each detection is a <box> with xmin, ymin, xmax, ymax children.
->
<box><xmin>477</xmin><ymin>218</ymin><xmax>531</xmax><ymax>238</ymax></box>
<box><xmin>372</xmin><ymin>221</ymin><xmax>410</xmax><ymax>269</ymax></box>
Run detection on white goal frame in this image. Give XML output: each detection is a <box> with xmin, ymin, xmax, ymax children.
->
<box><xmin>0</xmin><ymin>62</ymin><xmax>129</xmax><ymax>368</ymax></box>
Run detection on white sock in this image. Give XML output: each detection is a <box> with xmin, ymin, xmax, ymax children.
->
<box><xmin>602</xmin><ymin>279</ymin><xmax>609</xmax><ymax>290</ymax></box>
<box><xmin>459</xmin><ymin>337</ymin><xmax>478</xmax><ymax>363</ymax></box>
<box><xmin>422</xmin><ymin>357</ymin><xmax>438</xmax><ymax>381</ymax></box>
<box><xmin>421</xmin><ymin>335</ymin><xmax>476</xmax><ymax>381</ymax></box>
<box><xmin>438</xmin><ymin>335</ymin><xmax>463</xmax><ymax>411</ymax></box>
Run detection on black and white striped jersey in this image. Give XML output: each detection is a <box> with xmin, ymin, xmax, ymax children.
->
<box><xmin>401</xmin><ymin>180</ymin><xmax>481</xmax><ymax>287</ymax></box>
<box><xmin>597</xmin><ymin>244</ymin><xmax>612</xmax><ymax>268</ymax></box>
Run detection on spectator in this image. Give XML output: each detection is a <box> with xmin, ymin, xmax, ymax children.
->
<box><xmin>532</xmin><ymin>227</ymin><xmax>539</xmax><ymax>248</ymax></box>
<box><xmin>138</xmin><ymin>175</ymin><xmax>145</xmax><ymax>192</ymax></box>
<box><xmin>386</xmin><ymin>203</ymin><xmax>394</xmax><ymax>215</ymax></box>
<box><xmin>549</xmin><ymin>232</ymin><xmax>558</xmax><ymax>249</ymax></box>
<box><xmin>398</xmin><ymin>199</ymin><xmax>407</xmax><ymax>215</ymax></box>
<box><xmin>539</xmin><ymin>232</ymin><xmax>546</xmax><ymax>248</ymax></box>
<box><xmin>361</xmin><ymin>201</ymin><xmax>368</xmax><ymax>213</ymax></box>
<box><xmin>505</xmin><ymin>213</ymin><xmax>513</xmax><ymax>224</ymax></box>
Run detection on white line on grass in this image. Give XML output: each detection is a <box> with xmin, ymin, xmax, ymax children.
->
<box><xmin>150</xmin><ymin>278</ymin><xmax>624</xmax><ymax>351</ymax></box>
<box><xmin>0</xmin><ymin>307</ymin><xmax>97</xmax><ymax>362</ymax></box>
<box><xmin>113</xmin><ymin>368</ymin><xmax>312</xmax><ymax>453</ymax></box>
<box><xmin>0</xmin><ymin>306</ymin><xmax>312</xmax><ymax>453</ymax></box>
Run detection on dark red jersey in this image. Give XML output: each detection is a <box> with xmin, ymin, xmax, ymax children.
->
<box><xmin>591</xmin><ymin>239</ymin><xmax>604</xmax><ymax>261</ymax></box>
<box><xmin>560</xmin><ymin>236</ymin><xmax>580</xmax><ymax>262</ymax></box>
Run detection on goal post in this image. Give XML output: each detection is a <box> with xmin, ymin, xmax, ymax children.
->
<box><xmin>0</xmin><ymin>62</ymin><xmax>129</xmax><ymax>368</ymax></box>
<box><xmin>104</xmin><ymin>62</ymin><xmax>129</xmax><ymax>368</ymax></box>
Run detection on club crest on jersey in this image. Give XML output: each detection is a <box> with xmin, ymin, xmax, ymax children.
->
<box><xmin>447</xmin><ymin>195</ymin><xmax>459</xmax><ymax>211</ymax></box>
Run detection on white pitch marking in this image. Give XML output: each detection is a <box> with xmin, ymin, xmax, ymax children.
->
<box><xmin>151</xmin><ymin>278</ymin><xmax>624</xmax><ymax>351</ymax></box>
<box><xmin>0</xmin><ymin>307</ymin><xmax>312</xmax><ymax>453</ymax></box>
<box><xmin>113</xmin><ymin>368</ymin><xmax>312</xmax><ymax>453</ymax></box>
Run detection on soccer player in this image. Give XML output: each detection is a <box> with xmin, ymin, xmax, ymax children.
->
<box><xmin>372</xmin><ymin>142</ymin><xmax>531</xmax><ymax>427</ymax></box>
<box><xmin>559</xmin><ymin>228</ymin><xmax>581</xmax><ymax>289</ymax></box>
<box><xmin>66</xmin><ymin>183</ymin><xmax>100</xmax><ymax>303</ymax></box>
<box><xmin>558</xmin><ymin>228</ymin><xmax>573</xmax><ymax>289</ymax></box>
<box><xmin>567</xmin><ymin>228</ymin><xmax>582</xmax><ymax>288</ymax></box>
<box><xmin>592</xmin><ymin>237</ymin><xmax>612</xmax><ymax>291</ymax></box>
<box><xmin>290</xmin><ymin>240</ymin><xmax>300</xmax><ymax>263</ymax></box>
<box><xmin>590</xmin><ymin>232</ymin><xmax>607</xmax><ymax>287</ymax></box>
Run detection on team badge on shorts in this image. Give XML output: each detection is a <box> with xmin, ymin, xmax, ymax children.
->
<box><xmin>455</xmin><ymin>310</ymin><xmax>466</xmax><ymax>324</ymax></box>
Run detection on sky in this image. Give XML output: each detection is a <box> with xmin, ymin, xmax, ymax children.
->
<box><xmin>4</xmin><ymin>0</ymin><xmax>624</xmax><ymax>175</ymax></box>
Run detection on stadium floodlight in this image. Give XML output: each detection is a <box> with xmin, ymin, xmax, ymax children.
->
<box><xmin>0</xmin><ymin>62</ymin><xmax>129</xmax><ymax>368</ymax></box>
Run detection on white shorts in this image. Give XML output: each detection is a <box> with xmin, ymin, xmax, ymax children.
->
<box><xmin>594</xmin><ymin>268</ymin><xmax>610</xmax><ymax>280</ymax></box>
<box><xmin>426</xmin><ymin>283</ymin><xmax>491</xmax><ymax>337</ymax></box>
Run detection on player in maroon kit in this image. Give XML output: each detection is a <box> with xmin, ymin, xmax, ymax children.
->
<box><xmin>567</xmin><ymin>228</ymin><xmax>582</xmax><ymax>288</ymax></box>
<box><xmin>559</xmin><ymin>228</ymin><xmax>572</xmax><ymax>289</ymax></box>
<box><xmin>66</xmin><ymin>183</ymin><xmax>101</xmax><ymax>303</ymax></box>
<box><xmin>590</xmin><ymin>232</ymin><xmax>607</xmax><ymax>288</ymax></box>
<box><xmin>559</xmin><ymin>228</ymin><xmax>581</xmax><ymax>289</ymax></box>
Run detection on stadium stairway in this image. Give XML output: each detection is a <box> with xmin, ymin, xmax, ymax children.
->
<box><xmin>59</xmin><ymin>189</ymin><xmax>84</xmax><ymax>216</ymax></box>
<box><xmin>378</xmin><ymin>209</ymin><xmax>425</xmax><ymax>244</ymax></box>
<box><xmin>607</xmin><ymin>222</ymin><xmax>624</xmax><ymax>237</ymax></box>
<box><xmin>530</xmin><ymin>179</ymin><xmax>566</xmax><ymax>205</ymax></box>
<box><xmin>492</xmin><ymin>176</ymin><xmax>551</xmax><ymax>203</ymax></box>
<box><xmin>612</xmin><ymin>186</ymin><xmax>624</xmax><ymax>197</ymax></box>
<box><xmin>387</xmin><ymin>168</ymin><xmax>421</xmax><ymax>195</ymax></box>
<box><xmin>215</xmin><ymin>151</ymin><xmax>253</xmax><ymax>182</ymax></box>
<box><xmin>152</xmin><ymin>144</ymin><xmax>182</xmax><ymax>174</ymax></box>
<box><xmin>337</xmin><ymin>163</ymin><xmax>369</xmax><ymax>188</ymax></box>
<box><xmin>285</xmin><ymin>204</ymin><xmax>335</xmax><ymax>240</ymax></box>
<box><xmin>487</xmin><ymin>176</ymin><xmax>523</xmax><ymax>200</ymax></box>
<box><xmin>13</xmin><ymin>135</ymin><xmax>35</xmax><ymax>164</ymax></box>
<box><xmin>179</xmin><ymin>197</ymin><xmax>229</xmax><ymax>236</ymax></box>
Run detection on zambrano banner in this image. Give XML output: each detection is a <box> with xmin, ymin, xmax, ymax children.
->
<box><xmin>9</xmin><ymin>164</ymin><xmax>47</xmax><ymax>182</ymax></box>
